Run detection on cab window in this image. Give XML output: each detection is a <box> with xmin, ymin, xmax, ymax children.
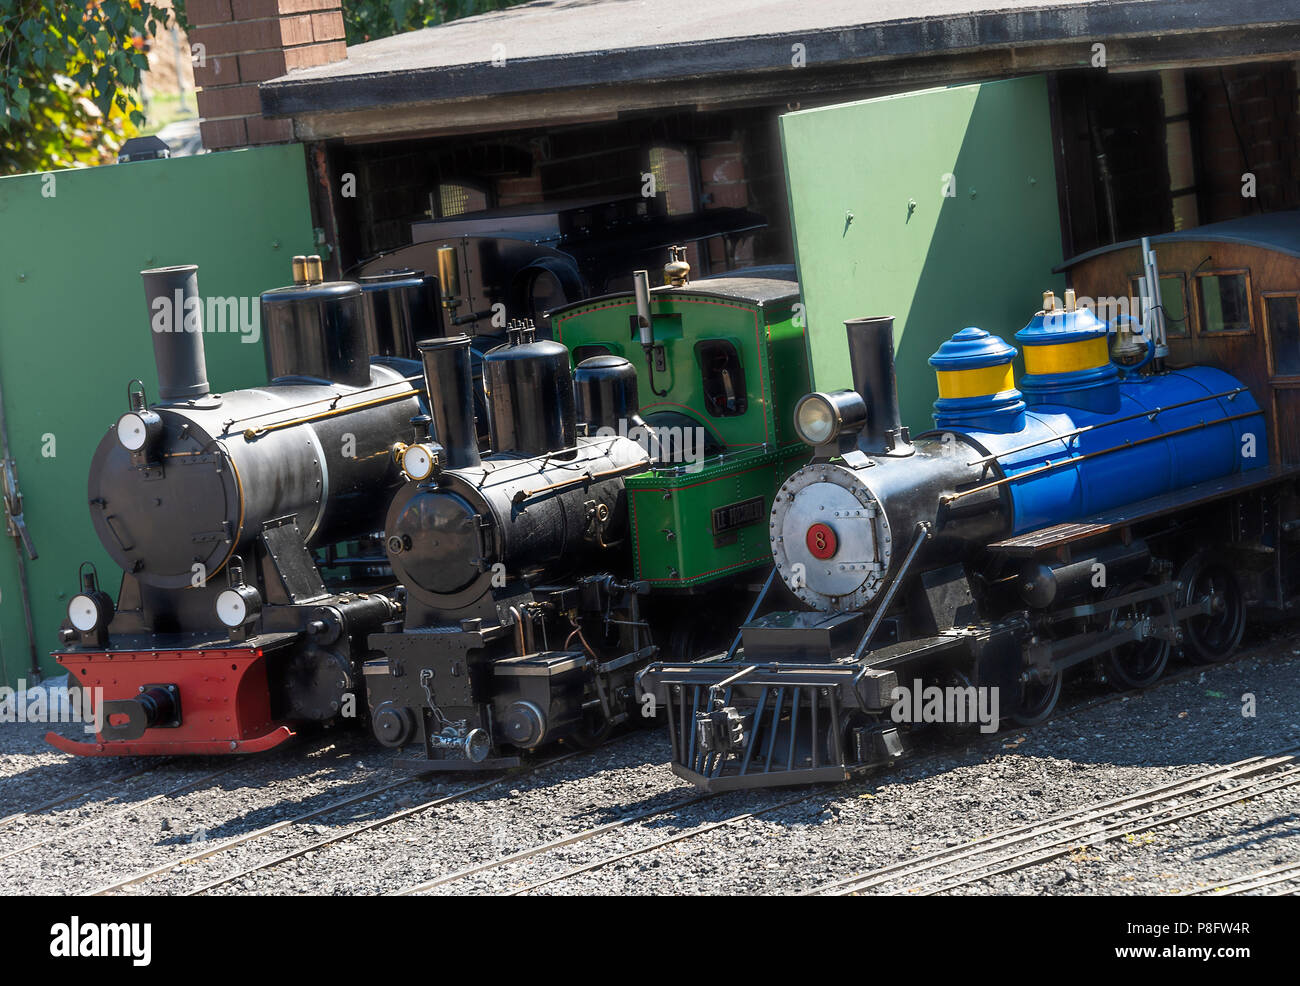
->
<box><xmin>695</xmin><ymin>340</ymin><xmax>747</xmax><ymax>418</ymax></box>
<box><xmin>1195</xmin><ymin>271</ymin><xmax>1252</xmax><ymax>334</ymax></box>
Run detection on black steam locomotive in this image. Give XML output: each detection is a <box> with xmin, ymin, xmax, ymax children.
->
<box><xmin>362</xmin><ymin>327</ymin><xmax>656</xmax><ymax>767</ymax></box>
<box><xmin>49</xmin><ymin>258</ymin><xmax>426</xmax><ymax>755</ymax></box>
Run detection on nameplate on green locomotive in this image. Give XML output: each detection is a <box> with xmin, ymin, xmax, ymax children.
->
<box><xmin>711</xmin><ymin>496</ymin><xmax>765</xmax><ymax>536</ymax></box>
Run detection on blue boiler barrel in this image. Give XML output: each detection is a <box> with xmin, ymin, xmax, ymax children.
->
<box><xmin>963</xmin><ymin>369</ymin><xmax>1267</xmax><ymax>533</ymax></box>
<box><xmin>929</xmin><ymin>300</ymin><xmax>1269</xmax><ymax>537</ymax></box>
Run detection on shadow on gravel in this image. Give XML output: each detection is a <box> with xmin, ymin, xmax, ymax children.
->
<box><xmin>1186</xmin><ymin>812</ymin><xmax>1300</xmax><ymax>862</ymax></box>
<box><xmin>2</xmin><ymin>727</ymin><xmax>376</xmax><ymax>829</ymax></box>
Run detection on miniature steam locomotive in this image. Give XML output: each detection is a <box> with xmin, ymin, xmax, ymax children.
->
<box><xmin>639</xmin><ymin>288</ymin><xmax>1300</xmax><ymax>791</ymax></box>
<box><xmin>48</xmin><ymin>258</ymin><xmax>428</xmax><ymax>755</ymax></box>
<box><xmin>47</xmin><ymin>250</ymin><xmax>812</xmax><ymax>768</ymax></box>
<box><xmin>359</xmin><ymin>260</ymin><xmax>812</xmax><ymax>769</ymax></box>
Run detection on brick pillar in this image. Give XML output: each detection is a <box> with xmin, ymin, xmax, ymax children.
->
<box><xmin>187</xmin><ymin>0</ymin><xmax>348</xmax><ymax>151</ymax></box>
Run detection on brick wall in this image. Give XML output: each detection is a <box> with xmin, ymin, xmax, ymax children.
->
<box><xmin>187</xmin><ymin>0</ymin><xmax>348</xmax><ymax>150</ymax></box>
<box><xmin>1188</xmin><ymin>64</ymin><xmax>1300</xmax><ymax>222</ymax></box>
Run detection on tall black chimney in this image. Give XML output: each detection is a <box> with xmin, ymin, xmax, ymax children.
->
<box><xmin>142</xmin><ymin>265</ymin><xmax>210</xmax><ymax>402</ymax></box>
<box><xmin>845</xmin><ymin>316</ymin><xmax>907</xmax><ymax>453</ymax></box>
<box><xmin>420</xmin><ymin>335</ymin><xmax>481</xmax><ymax>469</ymax></box>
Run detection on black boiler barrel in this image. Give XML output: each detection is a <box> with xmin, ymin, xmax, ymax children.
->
<box><xmin>142</xmin><ymin>265</ymin><xmax>211</xmax><ymax>402</ymax></box>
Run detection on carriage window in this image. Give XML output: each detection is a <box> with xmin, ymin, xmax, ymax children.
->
<box><xmin>695</xmin><ymin>340</ymin><xmax>747</xmax><ymax>418</ymax></box>
<box><xmin>1195</xmin><ymin>271</ymin><xmax>1252</xmax><ymax>333</ymax></box>
<box><xmin>1265</xmin><ymin>295</ymin><xmax>1300</xmax><ymax>377</ymax></box>
<box><xmin>1128</xmin><ymin>273</ymin><xmax>1189</xmax><ymax>337</ymax></box>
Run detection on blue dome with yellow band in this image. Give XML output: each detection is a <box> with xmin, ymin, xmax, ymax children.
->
<box><xmin>1015</xmin><ymin>290</ymin><xmax>1119</xmax><ymax>414</ymax></box>
<box><xmin>929</xmin><ymin>326</ymin><xmax>1025</xmax><ymax>433</ymax></box>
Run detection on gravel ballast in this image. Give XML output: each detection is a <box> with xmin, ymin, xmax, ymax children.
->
<box><xmin>2</xmin><ymin>629</ymin><xmax>1298</xmax><ymax>895</ymax></box>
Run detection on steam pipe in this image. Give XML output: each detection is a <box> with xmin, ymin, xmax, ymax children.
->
<box><xmin>142</xmin><ymin>265</ymin><xmax>210</xmax><ymax>402</ymax></box>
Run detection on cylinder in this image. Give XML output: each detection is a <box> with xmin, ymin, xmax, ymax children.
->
<box><xmin>261</xmin><ymin>279</ymin><xmax>370</xmax><ymax>386</ymax></box>
<box><xmin>420</xmin><ymin>335</ymin><xmax>481</xmax><ymax>469</ymax></box>
<box><xmin>575</xmin><ymin>354</ymin><xmax>640</xmax><ymax>433</ymax></box>
<box><xmin>846</xmin><ymin>316</ymin><xmax>902</xmax><ymax>452</ymax></box>
<box><xmin>1018</xmin><ymin>540</ymin><xmax>1152</xmax><ymax>609</ymax></box>
<box><xmin>360</xmin><ymin>269</ymin><xmax>441</xmax><ymax>359</ymax></box>
<box><xmin>142</xmin><ymin>265</ymin><xmax>210</xmax><ymax>402</ymax></box>
<box><xmin>484</xmin><ymin>337</ymin><xmax>576</xmax><ymax>456</ymax></box>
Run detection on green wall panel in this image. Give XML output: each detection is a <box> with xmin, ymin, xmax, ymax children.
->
<box><xmin>0</xmin><ymin>145</ymin><xmax>315</xmax><ymax>685</ymax></box>
<box><xmin>780</xmin><ymin>76</ymin><xmax>1065</xmax><ymax>433</ymax></box>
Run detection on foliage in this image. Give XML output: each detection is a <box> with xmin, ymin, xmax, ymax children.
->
<box><xmin>0</xmin><ymin>0</ymin><xmax>528</xmax><ymax>174</ymax></box>
<box><xmin>343</xmin><ymin>0</ymin><xmax>533</xmax><ymax>46</ymax></box>
<box><xmin>1</xmin><ymin>0</ymin><xmax>173</xmax><ymax>174</ymax></box>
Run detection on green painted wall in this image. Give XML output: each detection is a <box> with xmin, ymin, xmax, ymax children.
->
<box><xmin>0</xmin><ymin>145</ymin><xmax>316</xmax><ymax>686</ymax></box>
<box><xmin>780</xmin><ymin>76</ymin><xmax>1066</xmax><ymax>433</ymax></box>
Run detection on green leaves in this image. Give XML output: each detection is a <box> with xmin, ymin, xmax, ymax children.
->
<box><xmin>1</xmin><ymin>0</ymin><xmax>173</xmax><ymax>174</ymax></box>
<box><xmin>342</xmin><ymin>0</ymin><xmax>531</xmax><ymax>46</ymax></box>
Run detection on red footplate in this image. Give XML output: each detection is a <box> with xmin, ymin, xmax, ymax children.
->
<box><xmin>44</xmin><ymin>645</ymin><xmax>297</xmax><ymax>756</ymax></box>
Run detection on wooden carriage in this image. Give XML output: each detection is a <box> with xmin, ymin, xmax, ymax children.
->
<box><xmin>1062</xmin><ymin>211</ymin><xmax>1300</xmax><ymax>465</ymax></box>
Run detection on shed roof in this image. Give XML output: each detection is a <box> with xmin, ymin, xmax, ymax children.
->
<box><xmin>1058</xmin><ymin>211</ymin><xmax>1300</xmax><ymax>269</ymax></box>
<box><xmin>260</xmin><ymin>0</ymin><xmax>1300</xmax><ymax>140</ymax></box>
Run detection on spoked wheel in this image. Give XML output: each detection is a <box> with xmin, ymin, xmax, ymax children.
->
<box><xmin>1009</xmin><ymin>670</ymin><xmax>1062</xmax><ymax>727</ymax></box>
<box><xmin>1101</xmin><ymin>579</ymin><xmax>1172</xmax><ymax>689</ymax></box>
<box><xmin>567</xmin><ymin>703</ymin><xmax>615</xmax><ymax>748</ymax></box>
<box><xmin>1178</xmin><ymin>553</ymin><xmax>1246</xmax><ymax>664</ymax></box>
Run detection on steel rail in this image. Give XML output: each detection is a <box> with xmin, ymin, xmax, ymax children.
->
<box><xmin>185</xmin><ymin>744</ymin><xmax>625</xmax><ymax>896</ymax></box>
<box><xmin>910</xmin><ymin>766</ymin><xmax>1300</xmax><ymax>896</ymax></box>
<box><xmin>1181</xmin><ymin>859</ymin><xmax>1300</xmax><ymax>896</ymax></box>
<box><xmin>88</xmin><ymin>774</ymin><xmax>424</xmax><ymax>895</ymax></box>
<box><xmin>813</xmin><ymin>748</ymin><xmax>1300</xmax><ymax>896</ymax></box>
<box><xmin>0</xmin><ymin>762</ymin><xmax>244</xmax><ymax>862</ymax></box>
<box><xmin>0</xmin><ymin>758</ymin><xmax>179</xmax><ymax>830</ymax></box>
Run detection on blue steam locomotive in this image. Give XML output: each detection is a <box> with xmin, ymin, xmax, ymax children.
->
<box><xmin>639</xmin><ymin>289</ymin><xmax>1298</xmax><ymax>791</ymax></box>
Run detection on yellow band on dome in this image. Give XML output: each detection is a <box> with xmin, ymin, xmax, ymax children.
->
<box><xmin>1023</xmin><ymin>336</ymin><xmax>1109</xmax><ymax>375</ymax></box>
<box><xmin>935</xmin><ymin>363</ymin><xmax>1016</xmax><ymax>400</ymax></box>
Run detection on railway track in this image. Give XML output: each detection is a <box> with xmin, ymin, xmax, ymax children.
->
<box><xmin>0</xmin><ymin>761</ymin><xmax>246</xmax><ymax>863</ymax></box>
<box><xmin>0</xmin><ymin>757</ymin><xmax>178</xmax><ymax>830</ymax></box>
<box><xmin>88</xmin><ymin>773</ymin><xmax>423</xmax><ymax>895</ymax></box>
<box><xmin>1183</xmin><ymin>860</ymin><xmax>1300</xmax><ymax>896</ymax></box>
<box><xmin>807</xmin><ymin>745</ymin><xmax>1300</xmax><ymax>896</ymax></box>
<box><xmin>29</xmin><ymin>631</ymin><xmax>1300</xmax><ymax>896</ymax></box>
<box><xmin>180</xmin><ymin>743</ymin><xmax>626</xmax><ymax>896</ymax></box>
<box><xmin>481</xmin><ymin>645</ymin><xmax>1300</xmax><ymax>895</ymax></box>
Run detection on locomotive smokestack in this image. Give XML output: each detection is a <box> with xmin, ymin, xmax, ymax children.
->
<box><xmin>142</xmin><ymin>265</ymin><xmax>210</xmax><ymax>402</ymax></box>
<box><xmin>845</xmin><ymin>316</ymin><xmax>906</xmax><ymax>453</ymax></box>
<box><xmin>420</xmin><ymin>335</ymin><xmax>481</xmax><ymax>469</ymax></box>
